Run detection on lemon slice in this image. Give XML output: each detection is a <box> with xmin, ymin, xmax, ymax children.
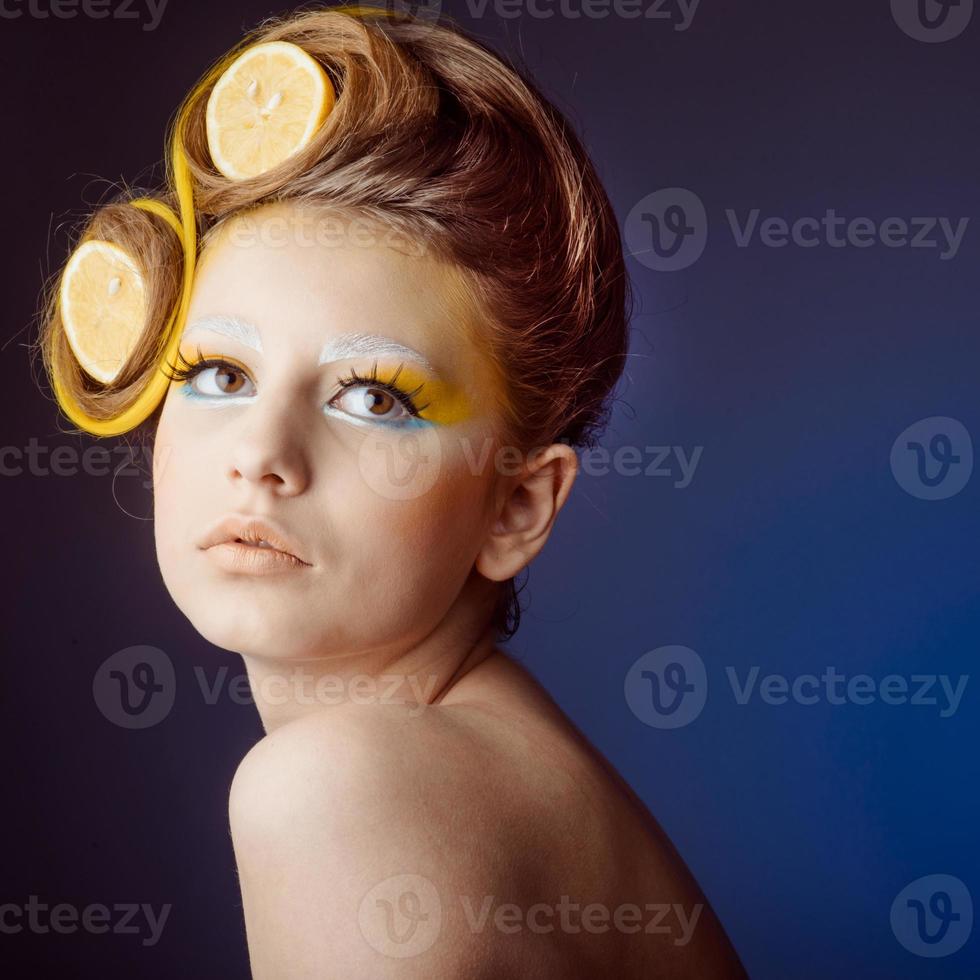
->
<box><xmin>206</xmin><ymin>40</ymin><xmax>335</xmax><ymax>181</ymax></box>
<box><xmin>59</xmin><ymin>240</ymin><xmax>148</xmax><ymax>384</ymax></box>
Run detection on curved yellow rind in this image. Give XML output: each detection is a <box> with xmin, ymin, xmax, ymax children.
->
<box><xmin>51</xmin><ymin>158</ymin><xmax>196</xmax><ymax>437</ymax></box>
<box><xmin>50</xmin><ymin>10</ymin><xmax>398</xmax><ymax>438</ymax></box>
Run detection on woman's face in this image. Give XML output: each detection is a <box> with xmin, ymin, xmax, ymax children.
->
<box><xmin>152</xmin><ymin>203</ymin><xmax>507</xmax><ymax>660</ymax></box>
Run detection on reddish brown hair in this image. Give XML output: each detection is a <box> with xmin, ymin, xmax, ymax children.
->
<box><xmin>38</xmin><ymin>5</ymin><xmax>633</xmax><ymax>639</ymax></box>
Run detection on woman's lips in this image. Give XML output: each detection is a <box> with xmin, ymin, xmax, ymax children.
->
<box><xmin>204</xmin><ymin>540</ymin><xmax>311</xmax><ymax>575</ymax></box>
<box><xmin>198</xmin><ymin>514</ymin><xmax>312</xmax><ymax>570</ymax></box>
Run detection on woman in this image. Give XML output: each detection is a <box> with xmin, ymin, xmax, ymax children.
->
<box><xmin>39</xmin><ymin>6</ymin><xmax>746</xmax><ymax>976</ymax></box>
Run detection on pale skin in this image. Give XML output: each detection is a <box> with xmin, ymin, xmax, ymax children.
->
<box><xmin>151</xmin><ymin>202</ymin><xmax>747</xmax><ymax>978</ymax></box>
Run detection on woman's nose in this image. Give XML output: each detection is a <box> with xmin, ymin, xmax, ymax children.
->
<box><xmin>227</xmin><ymin>397</ymin><xmax>312</xmax><ymax>497</ymax></box>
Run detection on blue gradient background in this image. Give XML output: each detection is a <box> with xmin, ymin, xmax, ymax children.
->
<box><xmin>2</xmin><ymin>1</ymin><xmax>978</xmax><ymax>976</ymax></box>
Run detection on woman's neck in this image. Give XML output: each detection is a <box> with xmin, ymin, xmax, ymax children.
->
<box><xmin>237</xmin><ymin>573</ymin><xmax>502</xmax><ymax>733</ymax></box>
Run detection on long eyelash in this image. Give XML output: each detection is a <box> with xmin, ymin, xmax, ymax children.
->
<box><xmin>335</xmin><ymin>359</ymin><xmax>431</xmax><ymax>416</ymax></box>
<box><xmin>162</xmin><ymin>343</ymin><xmax>203</xmax><ymax>382</ymax></box>
<box><xmin>162</xmin><ymin>344</ymin><xmax>245</xmax><ymax>384</ymax></box>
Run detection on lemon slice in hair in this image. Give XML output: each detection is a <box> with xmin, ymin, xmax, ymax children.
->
<box><xmin>206</xmin><ymin>40</ymin><xmax>335</xmax><ymax>181</ymax></box>
<box><xmin>59</xmin><ymin>240</ymin><xmax>148</xmax><ymax>384</ymax></box>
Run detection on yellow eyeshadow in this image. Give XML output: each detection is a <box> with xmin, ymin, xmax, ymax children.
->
<box><xmin>366</xmin><ymin>362</ymin><xmax>471</xmax><ymax>426</ymax></box>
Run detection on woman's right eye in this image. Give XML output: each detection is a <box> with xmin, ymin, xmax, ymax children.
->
<box><xmin>183</xmin><ymin>361</ymin><xmax>255</xmax><ymax>399</ymax></box>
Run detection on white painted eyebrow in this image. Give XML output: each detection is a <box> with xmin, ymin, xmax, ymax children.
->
<box><xmin>180</xmin><ymin>320</ymin><xmax>433</xmax><ymax>372</ymax></box>
<box><xmin>182</xmin><ymin>315</ymin><xmax>263</xmax><ymax>352</ymax></box>
<box><xmin>319</xmin><ymin>333</ymin><xmax>434</xmax><ymax>372</ymax></box>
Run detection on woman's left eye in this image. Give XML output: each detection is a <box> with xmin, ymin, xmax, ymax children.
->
<box><xmin>329</xmin><ymin>385</ymin><xmax>415</xmax><ymax>424</ymax></box>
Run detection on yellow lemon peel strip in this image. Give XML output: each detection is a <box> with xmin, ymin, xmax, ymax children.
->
<box><xmin>50</xmin><ymin>18</ymin><xmax>381</xmax><ymax>437</ymax></box>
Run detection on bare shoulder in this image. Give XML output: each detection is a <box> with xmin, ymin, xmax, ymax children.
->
<box><xmin>228</xmin><ymin>702</ymin><xmax>561</xmax><ymax>978</ymax></box>
<box><xmin>228</xmin><ymin>659</ymin><xmax>746</xmax><ymax>979</ymax></box>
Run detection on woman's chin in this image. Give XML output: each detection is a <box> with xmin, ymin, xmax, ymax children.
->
<box><xmin>180</xmin><ymin>603</ymin><xmax>329</xmax><ymax>661</ymax></box>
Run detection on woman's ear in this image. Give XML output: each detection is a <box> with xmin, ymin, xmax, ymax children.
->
<box><xmin>475</xmin><ymin>442</ymin><xmax>579</xmax><ymax>582</ymax></box>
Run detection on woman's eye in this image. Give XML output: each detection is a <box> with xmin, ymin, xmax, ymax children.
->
<box><xmin>189</xmin><ymin>364</ymin><xmax>254</xmax><ymax>398</ymax></box>
<box><xmin>331</xmin><ymin>385</ymin><xmax>413</xmax><ymax>423</ymax></box>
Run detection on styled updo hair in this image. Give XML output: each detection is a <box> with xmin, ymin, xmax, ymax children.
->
<box><xmin>38</xmin><ymin>4</ymin><xmax>633</xmax><ymax>640</ymax></box>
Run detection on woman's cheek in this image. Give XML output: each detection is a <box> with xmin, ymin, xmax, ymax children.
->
<box><xmin>396</xmin><ymin>448</ymin><xmax>492</xmax><ymax>562</ymax></box>
<box><xmin>152</xmin><ymin>418</ymin><xmax>201</xmax><ymax>584</ymax></box>
<box><xmin>152</xmin><ymin>455</ymin><xmax>184</xmax><ymax>589</ymax></box>
<box><xmin>352</xmin><ymin>422</ymin><xmax>497</xmax><ymax>504</ymax></box>
<box><xmin>346</xmin><ymin>427</ymin><xmax>481</xmax><ymax>540</ymax></box>
<box><xmin>353</xmin><ymin>425</ymin><xmax>447</xmax><ymax>503</ymax></box>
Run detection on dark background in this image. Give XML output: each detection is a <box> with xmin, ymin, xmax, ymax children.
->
<box><xmin>3</xmin><ymin>0</ymin><xmax>979</xmax><ymax>976</ymax></box>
